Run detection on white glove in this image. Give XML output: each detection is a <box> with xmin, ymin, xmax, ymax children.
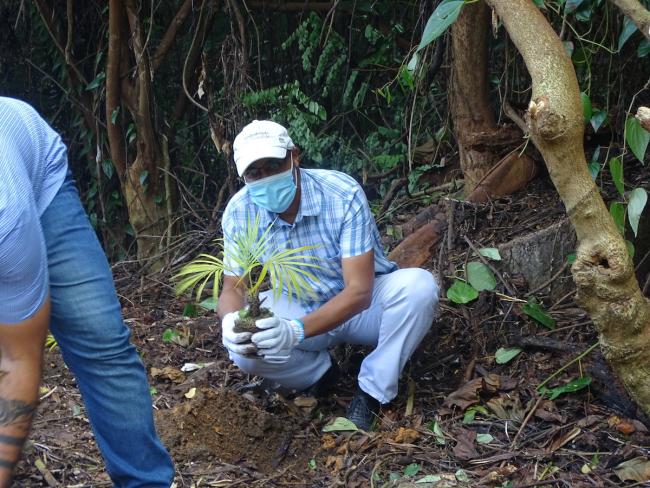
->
<box><xmin>221</xmin><ymin>311</ymin><xmax>257</xmax><ymax>356</ymax></box>
<box><xmin>251</xmin><ymin>317</ymin><xmax>304</xmax><ymax>361</ymax></box>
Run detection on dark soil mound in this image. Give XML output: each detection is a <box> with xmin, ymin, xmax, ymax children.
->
<box><xmin>156</xmin><ymin>387</ymin><xmax>315</xmax><ymax>474</ymax></box>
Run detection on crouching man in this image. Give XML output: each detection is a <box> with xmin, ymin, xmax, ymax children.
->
<box><xmin>217</xmin><ymin>120</ymin><xmax>439</xmax><ymax>430</ymax></box>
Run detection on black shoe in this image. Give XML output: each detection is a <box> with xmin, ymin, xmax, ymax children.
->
<box><xmin>346</xmin><ymin>388</ymin><xmax>380</xmax><ymax>431</ymax></box>
<box><xmin>304</xmin><ymin>361</ymin><xmax>340</xmax><ymax>398</ymax></box>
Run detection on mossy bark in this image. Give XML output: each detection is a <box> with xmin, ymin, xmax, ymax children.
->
<box><xmin>485</xmin><ymin>0</ymin><xmax>650</xmax><ymax>414</ymax></box>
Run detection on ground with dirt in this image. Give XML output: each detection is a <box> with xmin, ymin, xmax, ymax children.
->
<box><xmin>13</xmin><ymin>171</ymin><xmax>650</xmax><ymax>487</ymax></box>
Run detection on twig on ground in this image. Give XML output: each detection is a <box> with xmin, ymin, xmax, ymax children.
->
<box><xmin>510</xmin><ymin>394</ymin><xmax>544</xmax><ymax>449</ymax></box>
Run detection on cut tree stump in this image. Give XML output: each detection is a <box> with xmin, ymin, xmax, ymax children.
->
<box><xmin>498</xmin><ymin>219</ymin><xmax>576</xmax><ymax>299</ymax></box>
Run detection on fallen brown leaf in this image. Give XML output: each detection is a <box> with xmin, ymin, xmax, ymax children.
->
<box><xmin>293</xmin><ymin>395</ymin><xmax>318</xmax><ymax>409</ymax></box>
<box><xmin>615</xmin><ymin>457</ymin><xmax>650</xmax><ymax>482</ymax></box>
<box><xmin>325</xmin><ymin>455</ymin><xmax>344</xmax><ymax>473</ymax></box>
<box><xmin>616</xmin><ymin>420</ymin><xmax>636</xmax><ymax>435</ymax></box>
<box><xmin>393</xmin><ymin>427</ymin><xmax>420</xmax><ymax>444</ymax></box>
<box><xmin>453</xmin><ymin>428</ymin><xmax>478</xmax><ymax>461</ymax></box>
<box><xmin>321</xmin><ymin>434</ymin><xmax>337</xmax><ymax>451</ymax></box>
<box><xmin>486</xmin><ymin>394</ymin><xmax>526</xmax><ymax>422</ymax></box>
<box><xmin>546</xmin><ymin>427</ymin><xmax>581</xmax><ymax>453</ymax></box>
<box><xmin>150</xmin><ymin>366</ymin><xmax>185</xmax><ymax>383</ymax></box>
<box><xmin>443</xmin><ymin>375</ymin><xmax>518</xmax><ymax>412</ymax></box>
<box><xmin>534</xmin><ymin>400</ymin><xmax>567</xmax><ymax>423</ymax></box>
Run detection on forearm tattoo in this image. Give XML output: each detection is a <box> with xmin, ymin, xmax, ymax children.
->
<box><xmin>0</xmin><ymin>398</ymin><xmax>36</xmax><ymax>427</ymax></box>
<box><xmin>0</xmin><ymin>397</ymin><xmax>36</xmax><ymax>472</ymax></box>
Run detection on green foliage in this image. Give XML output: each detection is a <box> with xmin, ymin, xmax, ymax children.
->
<box><xmin>466</xmin><ymin>262</ymin><xmax>497</xmax><ymax>292</ymax></box>
<box><xmin>523</xmin><ymin>298</ymin><xmax>556</xmax><ymax>330</ymax></box>
<box><xmin>182</xmin><ymin>303</ymin><xmax>198</xmax><ymax>318</ymax></box>
<box><xmin>410</xmin><ymin>0</ymin><xmax>465</xmax><ymax>69</ymax></box>
<box><xmin>628</xmin><ymin>188</ymin><xmax>648</xmax><ymax>237</ymax></box>
<box><xmin>240</xmin><ymin>9</ymin><xmax>414</xmax><ymax>187</ymax></box>
<box><xmin>447</xmin><ymin>258</ymin><xmax>498</xmax><ymax>305</ymax></box>
<box><xmin>542</xmin><ymin>376</ymin><xmax>592</xmax><ymax>400</ymax></box>
<box><xmin>175</xmin><ymin>213</ymin><xmax>322</xmax><ymax>307</ymax></box>
<box><xmin>44</xmin><ymin>333</ymin><xmax>58</xmax><ymax>351</ymax></box>
<box><xmin>495</xmin><ymin>347</ymin><xmax>522</xmax><ymax>365</ymax></box>
<box><xmin>447</xmin><ymin>279</ymin><xmax>479</xmax><ymax>304</ymax></box>
<box><xmin>580</xmin><ymin>92</ymin><xmax>592</xmax><ymax>125</ymax></box>
<box><xmin>625</xmin><ymin>116</ymin><xmax>650</xmax><ymax>164</ymax></box>
<box><xmin>8</xmin><ymin>0</ymin><xmax>648</xmax><ymax>272</ymax></box>
<box><xmin>478</xmin><ymin>247</ymin><xmax>502</xmax><ymax>261</ymax></box>
<box><xmin>462</xmin><ymin>405</ymin><xmax>489</xmax><ymax>424</ymax></box>
<box><xmin>610</xmin><ymin>201</ymin><xmax>626</xmax><ymax>235</ymax></box>
<box><xmin>428</xmin><ymin>420</ymin><xmax>446</xmax><ymax>445</ymax></box>
<box><xmin>609</xmin><ymin>156</ymin><xmax>625</xmax><ymax>196</ymax></box>
<box><xmin>322</xmin><ymin>417</ymin><xmax>358</xmax><ymax>432</ymax></box>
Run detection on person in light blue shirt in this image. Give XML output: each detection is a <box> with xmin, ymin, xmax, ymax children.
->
<box><xmin>0</xmin><ymin>97</ymin><xmax>174</xmax><ymax>486</ymax></box>
<box><xmin>218</xmin><ymin>120</ymin><xmax>440</xmax><ymax>431</ymax></box>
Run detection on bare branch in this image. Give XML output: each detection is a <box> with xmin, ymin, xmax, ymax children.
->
<box><xmin>152</xmin><ymin>0</ymin><xmax>194</xmax><ymax>72</ymax></box>
<box><xmin>125</xmin><ymin>0</ymin><xmax>157</xmax><ymax>143</ymax></box>
<box><xmin>227</xmin><ymin>0</ymin><xmax>249</xmax><ymax>77</ymax></box>
<box><xmin>65</xmin><ymin>0</ymin><xmax>73</xmax><ymax>64</ymax></box>
<box><xmin>32</xmin><ymin>0</ymin><xmax>88</xmax><ymax>86</ymax></box>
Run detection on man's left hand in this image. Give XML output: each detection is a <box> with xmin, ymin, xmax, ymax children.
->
<box><xmin>251</xmin><ymin>316</ymin><xmax>304</xmax><ymax>360</ymax></box>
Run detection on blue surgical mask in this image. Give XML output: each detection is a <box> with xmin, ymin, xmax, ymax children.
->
<box><xmin>246</xmin><ymin>163</ymin><xmax>297</xmax><ymax>213</ymax></box>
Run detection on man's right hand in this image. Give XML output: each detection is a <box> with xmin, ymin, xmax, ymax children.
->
<box><xmin>221</xmin><ymin>311</ymin><xmax>257</xmax><ymax>355</ymax></box>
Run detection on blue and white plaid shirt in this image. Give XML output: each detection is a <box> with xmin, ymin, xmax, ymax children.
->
<box><xmin>222</xmin><ymin>168</ymin><xmax>397</xmax><ymax>311</ymax></box>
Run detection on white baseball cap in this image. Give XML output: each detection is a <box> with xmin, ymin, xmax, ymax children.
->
<box><xmin>233</xmin><ymin>120</ymin><xmax>295</xmax><ymax>177</ymax></box>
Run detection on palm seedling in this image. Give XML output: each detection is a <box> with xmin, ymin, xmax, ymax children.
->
<box><xmin>175</xmin><ymin>213</ymin><xmax>322</xmax><ymax>335</ymax></box>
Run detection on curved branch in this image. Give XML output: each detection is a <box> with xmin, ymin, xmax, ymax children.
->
<box><xmin>125</xmin><ymin>0</ymin><xmax>157</xmax><ymax>144</ymax></box>
<box><xmin>609</xmin><ymin>0</ymin><xmax>650</xmax><ymax>40</ymax></box>
<box><xmin>226</xmin><ymin>0</ymin><xmax>249</xmax><ymax>76</ymax></box>
<box><xmin>33</xmin><ymin>0</ymin><xmax>89</xmax><ymax>86</ymax></box>
<box><xmin>152</xmin><ymin>0</ymin><xmax>194</xmax><ymax>72</ymax></box>
<box><xmin>181</xmin><ymin>0</ymin><xmax>217</xmax><ymax>113</ymax></box>
<box><xmin>65</xmin><ymin>0</ymin><xmax>73</xmax><ymax>63</ymax></box>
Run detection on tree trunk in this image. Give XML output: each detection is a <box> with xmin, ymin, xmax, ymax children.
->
<box><xmin>609</xmin><ymin>0</ymin><xmax>650</xmax><ymax>39</ymax></box>
<box><xmin>107</xmin><ymin>0</ymin><xmax>194</xmax><ymax>268</ymax></box>
<box><xmin>123</xmin><ymin>0</ymin><xmax>170</xmax><ymax>268</ymax></box>
<box><xmin>485</xmin><ymin>0</ymin><xmax>650</xmax><ymax>415</ymax></box>
<box><xmin>449</xmin><ymin>2</ymin><xmax>501</xmax><ymax>194</ymax></box>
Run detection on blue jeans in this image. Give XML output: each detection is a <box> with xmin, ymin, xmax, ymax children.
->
<box><xmin>41</xmin><ymin>174</ymin><xmax>174</xmax><ymax>487</ymax></box>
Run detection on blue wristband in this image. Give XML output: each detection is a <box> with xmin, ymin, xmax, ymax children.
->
<box><xmin>290</xmin><ymin>318</ymin><xmax>305</xmax><ymax>343</ymax></box>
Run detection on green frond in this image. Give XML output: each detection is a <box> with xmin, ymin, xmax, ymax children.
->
<box><xmin>175</xmin><ymin>272</ymin><xmax>210</xmax><ymax>296</ymax></box>
<box><xmin>283</xmin><ymin>264</ymin><xmax>321</xmax><ymax>284</ymax></box>
<box><xmin>174</xmin><ymin>210</ymin><xmax>326</xmax><ymax>307</ymax></box>
<box><xmin>174</xmin><ymin>251</ymin><xmax>228</xmax><ymax>301</ymax></box>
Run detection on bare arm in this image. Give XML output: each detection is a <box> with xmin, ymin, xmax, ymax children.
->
<box><xmin>0</xmin><ymin>298</ymin><xmax>50</xmax><ymax>485</ymax></box>
<box><xmin>216</xmin><ymin>275</ymin><xmax>247</xmax><ymax>318</ymax></box>
<box><xmin>300</xmin><ymin>250</ymin><xmax>375</xmax><ymax>338</ymax></box>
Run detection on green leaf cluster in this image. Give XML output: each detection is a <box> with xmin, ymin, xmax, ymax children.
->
<box><xmin>175</xmin><ymin>213</ymin><xmax>322</xmax><ymax>307</ymax></box>
<box><xmin>447</xmin><ymin>248</ymin><xmax>500</xmax><ymax>305</ymax></box>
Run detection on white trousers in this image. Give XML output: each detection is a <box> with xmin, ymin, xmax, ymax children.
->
<box><xmin>229</xmin><ymin>268</ymin><xmax>439</xmax><ymax>403</ymax></box>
